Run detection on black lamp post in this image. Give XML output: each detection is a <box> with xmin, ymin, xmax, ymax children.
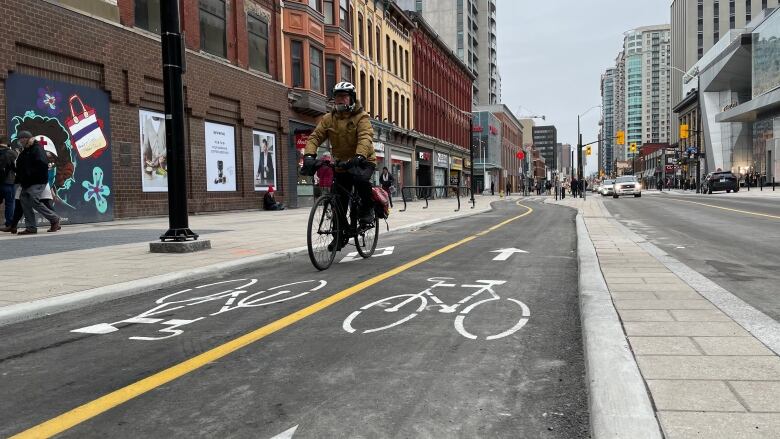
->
<box><xmin>159</xmin><ymin>0</ymin><xmax>197</xmax><ymax>242</ymax></box>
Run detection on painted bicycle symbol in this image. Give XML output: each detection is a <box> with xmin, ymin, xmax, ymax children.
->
<box><xmin>71</xmin><ymin>278</ymin><xmax>327</xmax><ymax>341</ymax></box>
<box><xmin>343</xmin><ymin>277</ymin><xmax>530</xmax><ymax>340</ymax></box>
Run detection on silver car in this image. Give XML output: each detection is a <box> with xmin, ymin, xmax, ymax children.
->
<box><xmin>613</xmin><ymin>176</ymin><xmax>642</xmax><ymax>198</ymax></box>
<box><xmin>599</xmin><ymin>179</ymin><xmax>615</xmax><ymax>196</ymax></box>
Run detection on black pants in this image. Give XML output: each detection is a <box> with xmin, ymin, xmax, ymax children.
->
<box><xmin>334</xmin><ymin>172</ymin><xmax>372</xmax><ymax>230</ymax></box>
<box><xmin>381</xmin><ymin>186</ymin><xmax>393</xmax><ymax>207</ymax></box>
<box><xmin>10</xmin><ymin>198</ymin><xmax>54</xmax><ymax>228</ymax></box>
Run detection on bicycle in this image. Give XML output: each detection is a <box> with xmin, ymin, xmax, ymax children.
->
<box><xmin>307</xmin><ymin>160</ymin><xmax>379</xmax><ymax>271</ymax></box>
<box><xmin>342</xmin><ymin>277</ymin><xmax>530</xmax><ymax>340</ymax></box>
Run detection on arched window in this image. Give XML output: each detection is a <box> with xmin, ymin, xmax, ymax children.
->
<box><xmin>359</xmin><ymin>70</ymin><xmax>366</xmax><ymax>106</ymax></box>
<box><xmin>369</xmin><ymin>75</ymin><xmax>375</xmax><ymax>115</ymax></box>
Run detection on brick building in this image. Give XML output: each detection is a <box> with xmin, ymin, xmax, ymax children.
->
<box><xmin>351</xmin><ymin>0</ymin><xmax>416</xmax><ymax>188</ymax></box>
<box><xmin>1</xmin><ymin>0</ymin><xmax>290</xmax><ymax>223</ymax></box>
<box><xmin>407</xmin><ymin>12</ymin><xmax>474</xmax><ymax>189</ymax></box>
<box><xmin>282</xmin><ymin>0</ymin><xmax>354</xmax><ymax>207</ymax></box>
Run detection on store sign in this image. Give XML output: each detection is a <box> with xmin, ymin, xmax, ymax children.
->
<box><xmin>489</xmin><ymin>125</ymin><xmax>499</xmax><ymax>135</ymax></box>
<box><xmin>295</xmin><ymin>133</ymin><xmax>309</xmax><ymax>150</ymax></box>
<box><xmin>435</xmin><ymin>152</ymin><xmax>449</xmax><ymax>167</ymax></box>
<box><xmin>464</xmin><ymin>158</ymin><xmax>471</xmax><ymax>168</ymax></box>
<box><xmin>418</xmin><ymin>151</ymin><xmax>431</xmax><ymax>162</ymax></box>
<box><xmin>451</xmin><ymin>157</ymin><xmax>463</xmax><ymax>171</ymax></box>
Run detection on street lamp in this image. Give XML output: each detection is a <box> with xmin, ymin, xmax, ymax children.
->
<box><xmin>577</xmin><ymin>105</ymin><xmax>602</xmax><ymax>200</ymax></box>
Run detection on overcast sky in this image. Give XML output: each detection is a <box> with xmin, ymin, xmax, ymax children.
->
<box><xmin>497</xmin><ymin>0</ymin><xmax>670</xmax><ymax>175</ymax></box>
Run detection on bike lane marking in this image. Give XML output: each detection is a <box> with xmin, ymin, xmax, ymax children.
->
<box><xmin>11</xmin><ymin>203</ymin><xmax>534</xmax><ymax>439</ymax></box>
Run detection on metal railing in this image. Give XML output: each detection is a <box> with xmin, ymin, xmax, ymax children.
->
<box><xmin>398</xmin><ymin>186</ymin><xmax>475</xmax><ymax>212</ymax></box>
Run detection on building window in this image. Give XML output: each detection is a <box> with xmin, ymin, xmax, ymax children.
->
<box><xmin>326</xmin><ymin>59</ymin><xmax>337</xmax><ymax>97</ymax></box>
<box><xmin>376</xmin><ymin>27</ymin><xmax>382</xmax><ymax>66</ymax></box>
<box><xmin>339</xmin><ymin>0</ymin><xmax>350</xmax><ymax>33</ymax></box>
<box><xmin>247</xmin><ymin>14</ymin><xmax>269</xmax><ymax>73</ymax></box>
<box><xmin>369</xmin><ymin>76</ymin><xmax>375</xmax><ymax>115</ymax></box>
<box><xmin>387</xmin><ymin>88</ymin><xmax>392</xmax><ymax>122</ymax></box>
<box><xmin>746</xmin><ymin>0</ymin><xmax>752</xmax><ymax>22</ymax></box>
<box><xmin>358</xmin><ymin>13</ymin><xmax>364</xmax><ymax>53</ymax></box>
<box><xmin>386</xmin><ymin>36</ymin><xmax>391</xmax><ymax>70</ymax></box>
<box><xmin>394</xmin><ymin>91</ymin><xmax>399</xmax><ymax>124</ymax></box>
<box><xmin>324</xmin><ymin>0</ymin><xmax>334</xmax><ymax>24</ymax></box>
<box><xmin>401</xmin><ymin>95</ymin><xmax>405</xmax><ymax>128</ymax></box>
<box><xmin>377</xmin><ymin>80</ymin><xmax>382</xmax><ymax>118</ymax></box>
<box><xmin>392</xmin><ymin>40</ymin><xmax>398</xmax><ymax>74</ymax></box>
<box><xmin>359</xmin><ymin>71</ymin><xmax>366</xmax><ymax>105</ymax></box>
<box><xmin>367</xmin><ymin>20</ymin><xmax>373</xmax><ymax>60</ymax></box>
<box><xmin>407</xmin><ymin>96</ymin><xmax>410</xmax><ymax>129</ymax></box>
<box><xmin>310</xmin><ymin>46</ymin><xmax>324</xmax><ymax>93</ymax></box>
<box><xmin>291</xmin><ymin>41</ymin><xmax>303</xmax><ymax>87</ymax></box>
<box><xmin>199</xmin><ymin>0</ymin><xmax>226</xmax><ymax>58</ymax></box>
<box><xmin>338</xmin><ymin>62</ymin><xmax>351</xmax><ymax>83</ymax></box>
<box><xmin>309</xmin><ymin>0</ymin><xmax>321</xmax><ymax>12</ymax></box>
<box><xmin>135</xmin><ymin>0</ymin><xmax>161</xmax><ymax>34</ymax></box>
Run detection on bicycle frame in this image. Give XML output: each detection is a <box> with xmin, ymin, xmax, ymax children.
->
<box><xmin>386</xmin><ymin>277</ymin><xmax>507</xmax><ymax>314</ymax></box>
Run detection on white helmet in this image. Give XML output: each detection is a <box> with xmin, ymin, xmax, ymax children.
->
<box><xmin>333</xmin><ymin>81</ymin><xmax>357</xmax><ymax>112</ymax></box>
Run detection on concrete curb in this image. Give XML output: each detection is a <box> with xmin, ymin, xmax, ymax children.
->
<box><xmin>0</xmin><ymin>203</ymin><xmax>493</xmax><ymax>328</ymax></box>
<box><xmin>607</xmin><ymin>216</ymin><xmax>780</xmax><ymax>356</ymax></box>
<box><xmin>576</xmin><ymin>212</ymin><xmax>663</xmax><ymax>439</ymax></box>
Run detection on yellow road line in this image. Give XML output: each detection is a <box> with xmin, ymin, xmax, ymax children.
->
<box><xmin>12</xmin><ymin>203</ymin><xmax>535</xmax><ymax>439</ymax></box>
<box><xmin>665</xmin><ymin>197</ymin><xmax>780</xmax><ymax>220</ymax></box>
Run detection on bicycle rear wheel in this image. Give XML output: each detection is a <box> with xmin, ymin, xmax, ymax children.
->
<box><xmin>307</xmin><ymin>196</ymin><xmax>340</xmax><ymax>270</ymax></box>
<box><xmin>355</xmin><ymin>217</ymin><xmax>379</xmax><ymax>258</ymax></box>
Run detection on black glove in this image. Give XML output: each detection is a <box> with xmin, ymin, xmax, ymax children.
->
<box><xmin>348</xmin><ymin>154</ymin><xmax>367</xmax><ymax>169</ymax></box>
<box><xmin>301</xmin><ymin>154</ymin><xmax>317</xmax><ymax>176</ymax></box>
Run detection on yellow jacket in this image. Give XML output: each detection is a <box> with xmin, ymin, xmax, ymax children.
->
<box><xmin>304</xmin><ymin>102</ymin><xmax>376</xmax><ymax>165</ymax></box>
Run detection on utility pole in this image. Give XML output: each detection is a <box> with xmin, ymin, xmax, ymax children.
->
<box><xmin>469</xmin><ymin>115</ymin><xmax>475</xmax><ymax>206</ymax></box>
<box><xmin>158</xmin><ymin>0</ymin><xmax>198</xmax><ymax>243</ymax></box>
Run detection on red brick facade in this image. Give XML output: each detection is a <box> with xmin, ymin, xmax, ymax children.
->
<box><xmin>0</xmin><ymin>0</ymin><xmax>291</xmax><ymax>219</ymax></box>
<box><xmin>409</xmin><ymin>14</ymin><xmax>473</xmax><ymax>152</ymax></box>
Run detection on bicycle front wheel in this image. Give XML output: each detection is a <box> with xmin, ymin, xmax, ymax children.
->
<box><xmin>355</xmin><ymin>217</ymin><xmax>379</xmax><ymax>258</ymax></box>
<box><xmin>307</xmin><ymin>196</ymin><xmax>340</xmax><ymax>271</ymax></box>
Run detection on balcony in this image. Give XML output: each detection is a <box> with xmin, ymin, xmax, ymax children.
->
<box><xmin>289</xmin><ymin>89</ymin><xmax>328</xmax><ymax>116</ymax></box>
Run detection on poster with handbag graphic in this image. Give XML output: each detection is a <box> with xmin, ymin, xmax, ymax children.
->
<box><xmin>5</xmin><ymin>73</ymin><xmax>113</xmax><ymax>224</ymax></box>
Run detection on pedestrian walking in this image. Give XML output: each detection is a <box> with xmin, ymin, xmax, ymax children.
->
<box><xmin>490</xmin><ymin>180</ymin><xmax>495</xmax><ymax>196</ymax></box>
<box><xmin>0</xmin><ymin>136</ymin><xmax>18</xmax><ymax>231</ymax></box>
<box><xmin>545</xmin><ymin>181</ymin><xmax>552</xmax><ymax>195</ymax></box>
<box><xmin>571</xmin><ymin>177</ymin><xmax>579</xmax><ymax>198</ymax></box>
<box><xmin>378</xmin><ymin>166</ymin><xmax>394</xmax><ymax>208</ymax></box>
<box><xmin>506</xmin><ymin>181</ymin><xmax>511</xmax><ymax>196</ymax></box>
<box><xmin>14</xmin><ymin>131</ymin><xmax>60</xmax><ymax>234</ymax></box>
<box><xmin>561</xmin><ymin>179</ymin><xmax>568</xmax><ymax>199</ymax></box>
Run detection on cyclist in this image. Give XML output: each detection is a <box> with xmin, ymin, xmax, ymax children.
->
<box><xmin>300</xmin><ymin>81</ymin><xmax>376</xmax><ymax>251</ymax></box>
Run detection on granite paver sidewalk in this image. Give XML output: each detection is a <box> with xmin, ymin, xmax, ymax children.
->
<box><xmin>0</xmin><ymin>195</ymin><xmax>500</xmax><ymax>310</ymax></box>
<box><xmin>554</xmin><ymin>196</ymin><xmax>780</xmax><ymax>438</ymax></box>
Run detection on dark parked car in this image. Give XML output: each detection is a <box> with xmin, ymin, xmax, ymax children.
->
<box><xmin>702</xmin><ymin>171</ymin><xmax>739</xmax><ymax>193</ymax></box>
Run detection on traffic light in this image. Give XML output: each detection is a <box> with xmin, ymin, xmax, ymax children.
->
<box><xmin>586</xmin><ymin>145</ymin><xmax>592</xmax><ymax>156</ymax></box>
<box><xmin>680</xmin><ymin>124</ymin><xmax>689</xmax><ymax>139</ymax></box>
<box><xmin>616</xmin><ymin>130</ymin><xmax>625</xmax><ymax>145</ymax></box>
<box><xmin>630</xmin><ymin>143</ymin><xmax>637</xmax><ymax>153</ymax></box>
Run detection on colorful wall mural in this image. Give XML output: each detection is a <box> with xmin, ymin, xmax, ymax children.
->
<box><xmin>6</xmin><ymin>73</ymin><xmax>113</xmax><ymax>224</ymax></box>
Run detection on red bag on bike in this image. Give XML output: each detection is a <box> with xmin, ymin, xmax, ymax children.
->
<box><xmin>371</xmin><ymin>186</ymin><xmax>390</xmax><ymax>219</ymax></box>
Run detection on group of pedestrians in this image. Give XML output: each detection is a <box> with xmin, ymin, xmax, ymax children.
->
<box><xmin>0</xmin><ymin>131</ymin><xmax>62</xmax><ymax>235</ymax></box>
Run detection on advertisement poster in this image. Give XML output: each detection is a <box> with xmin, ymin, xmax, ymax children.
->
<box><xmin>252</xmin><ymin>130</ymin><xmax>276</xmax><ymax>191</ymax></box>
<box><xmin>139</xmin><ymin>109</ymin><xmax>167</xmax><ymax>192</ymax></box>
<box><xmin>5</xmin><ymin>73</ymin><xmax>113</xmax><ymax>224</ymax></box>
<box><xmin>205</xmin><ymin>121</ymin><xmax>236</xmax><ymax>192</ymax></box>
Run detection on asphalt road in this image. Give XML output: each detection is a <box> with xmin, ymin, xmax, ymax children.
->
<box><xmin>0</xmin><ymin>200</ymin><xmax>588</xmax><ymax>439</ymax></box>
<box><xmin>602</xmin><ymin>191</ymin><xmax>780</xmax><ymax>321</ymax></box>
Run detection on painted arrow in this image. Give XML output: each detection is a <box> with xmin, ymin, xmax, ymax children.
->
<box><xmin>270</xmin><ymin>425</ymin><xmax>298</xmax><ymax>439</ymax></box>
<box><xmin>490</xmin><ymin>248</ymin><xmax>528</xmax><ymax>261</ymax></box>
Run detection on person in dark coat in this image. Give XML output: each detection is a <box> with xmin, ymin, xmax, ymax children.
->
<box><xmin>378</xmin><ymin>166</ymin><xmax>394</xmax><ymax>208</ymax></box>
<box><xmin>14</xmin><ymin>131</ymin><xmax>60</xmax><ymax>234</ymax></box>
<box><xmin>0</xmin><ymin>136</ymin><xmax>18</xmax><ymax>230</ymax></box>
<box><xmin>263</xmin><ymin>185</ymin><xmax>284</xmax><ymax>211</ymax></box>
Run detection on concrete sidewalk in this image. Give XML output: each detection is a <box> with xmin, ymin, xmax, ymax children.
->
<box><xmin>554</xmin><ymin>196</ymin><xmax>780</xmax><ymax>439</ymax></box>
<box><xmin>0</xmin><ymin>195</ymin><xmax>503</xmax><ymax>323</ymax></box>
